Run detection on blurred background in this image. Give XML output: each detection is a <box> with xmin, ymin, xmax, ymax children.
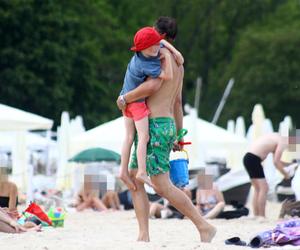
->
<box><xmin>0</xmin><ymin>0</ymin><xmax>299</xmax><ymax>201</ymax></box>
<box><xmin>0</xmin><ymin>0</ymin><xmax>299</xmax><ymax>129</ymax></box>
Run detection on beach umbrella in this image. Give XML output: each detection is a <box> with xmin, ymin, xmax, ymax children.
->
<box><xmin>235</xmin><ymin>116</ymin><xmax>246</xmax><ymax>138</ymax></box>
<box><xmin>56</xmin><ymin>112</ymin><xmax>71</xmax><ymax>190</ymax></box>
<box><xmin>69</xmin><ymin>147</ymin><xmax>120</xmax><ymax>163</ymax></box>
<box><xmin>227</xmin><ymin>119</ymin><xmax>235</xmax><ymax>134</ymax></box>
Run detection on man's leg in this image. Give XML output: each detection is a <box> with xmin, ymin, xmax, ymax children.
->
<box><xmin>251</xmin><ymin>180</ymin><xmax>259</xmax><ymax>216</ymax></box>
<box><xmin>253</xmin><ymin>179</ymin><xmax>268</xmax><ymax>217</ymax></box>
<box><xmin>151</xmin><ymin>172</ymin><xmax>216</xmax><ymax>242</ymax></box>
<box><xmin>129</xmin><ymin>169</ymin><xmax>150</xmax><ymax>242</ymax></box>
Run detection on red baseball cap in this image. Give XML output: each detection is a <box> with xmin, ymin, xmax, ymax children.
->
<box><xmin>131</xmin><ymin>27</ymin><xmax>165</xmax><ymax>52</ymax></box>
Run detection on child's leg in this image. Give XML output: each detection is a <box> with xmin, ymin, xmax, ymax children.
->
<box><xmin>135</xmin><ymin>117</ymin><xmax>152</xmax><ymax>187</ymax></box>
<box><xmin>119</xmin><ymin>116</ymin><xmax>136</xmax><ymax>190</ymax></box>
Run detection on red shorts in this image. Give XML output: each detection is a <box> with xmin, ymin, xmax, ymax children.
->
<box><xmin>123</xmin><ymin>102</ymin><xmax>150</xmax><ymax>121</ymax></box>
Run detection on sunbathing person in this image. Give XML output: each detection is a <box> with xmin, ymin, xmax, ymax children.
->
<box><xmin>76</xmin><ymin>175</ymin><xmax>108</xmax><ymax>212</ymax></box>
<box><xmin>0</xmin><ymin>168</ymin><xmax>18</xmax><ymax>214</ymax></box>
<box><xmin>0</xmin><ymin>207</ymin><xmax>41</xmax><ymax>233</ymax></box>
<box><xmin>101</xmin><ymin>191</ymin><xmax>121</xmax><ymax>210</ymax></box>
<box><xmin>196</xmin><ymin>173</ymin><xmax>225</xmax><ymax>219</ymax></box>
<box><xmin>149</xmin><ymin>188</ymin><xmax>192</xmax><ymax>219</ymax></box>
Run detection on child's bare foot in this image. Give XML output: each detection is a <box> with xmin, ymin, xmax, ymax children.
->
<box><xmin>136</xmin><ymin>173</ymin><xmax>153</xmax><ymax>187</ymax></box>
<box><xmin>119</xmin><ymin>172</ymin><xmax>136</xmax><ymax>191</ymax></box>
<box><xmin>200</xmin><ymin>224</ymin><xmax>216</xmax><ymax>243</ymax></box>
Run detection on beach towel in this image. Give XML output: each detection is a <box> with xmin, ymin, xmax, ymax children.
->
<box><xmin>249</xmin><ymin>219</ymin><xmax>300</xmax><ymax>247</ymax></box>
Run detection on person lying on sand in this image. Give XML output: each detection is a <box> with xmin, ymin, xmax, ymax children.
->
<box><xmin>0</xmin><ymin>207</ymin><xmax>41</xmax><ymax>233</ymax></box>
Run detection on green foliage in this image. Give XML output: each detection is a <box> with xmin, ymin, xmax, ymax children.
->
<box><xmin>0</xmin><ymin>0</ymin><xmax>298</xmax><ymax>130</ymax></box>
<box><xmin>220</xmin><ymin>0</ymin><xmax>300</xmax><ymax>128</ymax></box>
<box><xmin>0</xmin><ymin>0</ymin><xmax>128</xmax><ymax>127</ymax></box>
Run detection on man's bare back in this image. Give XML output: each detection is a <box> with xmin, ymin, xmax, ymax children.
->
<box><xmin>249</xmin><ymin>133</ymin><xmax>286</xmax><ymax>161</ymax></box>
<box><xmin>147</xmin><ymin>47</ymin><xmax>183</xmax><ymax>119</ymax></box>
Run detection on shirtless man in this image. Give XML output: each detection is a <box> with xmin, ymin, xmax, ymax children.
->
<box><xmin>243</xmin><ymin>132</ymin><xmax>289</xmax><ymax>217</ymax></box>
<box><xmin>117</xmin><ymin>16</ymin><xmax>216</xmax><ymax>243</ymax></box>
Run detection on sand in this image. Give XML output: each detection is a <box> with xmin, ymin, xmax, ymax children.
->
<box><xmin>0</xmin><ymin>202</ymin><xmax>299</xmax><ymax>250</ymax></box>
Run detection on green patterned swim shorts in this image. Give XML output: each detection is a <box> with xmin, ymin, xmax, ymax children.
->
<box><xmin>129</xmin><ymin>117</ymin><xmax>176</xmax><ymax>176</ymax></box>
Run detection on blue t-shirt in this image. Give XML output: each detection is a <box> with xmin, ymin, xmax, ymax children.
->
<box><xmin>120</xmin><ymin>52</ymin><xmax>161</xmax><ymax>101</ymax></box>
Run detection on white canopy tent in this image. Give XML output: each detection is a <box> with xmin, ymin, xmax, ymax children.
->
<box><xmin>0</xmin><ymin>104</ymin><xmax>53</xmax><ymax>131</ymax></box>
<box><xmin>0</xmin><ymin>131</ymin><xmax>56</xmax><ymax>151</ymax></box>
<box><xmin>0</xmin><ymin>103</ymin><xmax>53</xmax><ymax>197</ymax></box>
<box><xmin>71</xmin><ymin>111</ymin><xmax>248</xmax><ymax>170</ymax></box>
<box><xmin>55</xmin><ymin>113</ymin><xmax>86</xmax><ymax>191</ymax></box>
<box><xmin>183</xmin><ymin>109</ymin><xmax>248</xmax><ymax>169</ymax></box>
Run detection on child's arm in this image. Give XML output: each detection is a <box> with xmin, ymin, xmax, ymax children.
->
<box><xmin>158</xmin><ymin>48</ymin><xmax>173</xmax><ymax>81</ymax></box>
<box><xmin>160</xmin><ymin>39</ymin><xmax>184</xmax><ymax>66</ymax></box>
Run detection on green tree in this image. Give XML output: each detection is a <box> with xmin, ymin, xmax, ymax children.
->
<box><xmin>0</xmin><ymin>0</ymin><xmax>128</xmax><ymax>128</ymax></box>
<box><xmin>220</xmin><ymin>0</ymin><xmax>300</xmax><ymax>128</ymax></box>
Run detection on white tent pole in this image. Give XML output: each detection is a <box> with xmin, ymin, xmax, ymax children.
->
<box><xmin>194</xmin><ymin>77</ymin><xmax>202</xmax><ymax>114</ymax></box>
<box><xmin>212</xmin><ymin>78</ymin><xmax>235</xmax><ymax>125</ymax></box>
<box><xmin>45</xmin><ymin>130</ymin><xmax>51</xmax><ymax>176</ymax></box>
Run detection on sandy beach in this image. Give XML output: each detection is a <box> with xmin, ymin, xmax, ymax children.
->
<box><xmin>0</xmin><ymin>202</ymin><xmax>299</xmax><ymax>250</ymax></box>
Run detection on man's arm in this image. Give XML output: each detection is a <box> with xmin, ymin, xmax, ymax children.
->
<box><xmin>173</xmin><ymin>65</ymin><xmax>184</xmax><ymax>133</ymax></box>
<box><xmin>124</xmin><ymin>77</ymin><xmax>162</xmax><ymax>102</ymax></box>
<box><xmin>274</xmin><ymin>145</ymin><xmax>289</xmax><ymax>179</ymax></box>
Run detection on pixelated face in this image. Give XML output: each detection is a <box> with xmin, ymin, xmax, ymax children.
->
<box><xmin>197</xmin><ymin>174</ymin><xmax>213</xmax><ymax>190</ymax></box>
<box><xmin>0</xmin><ymin>167</ymin><xmax>8</xmax><ymax>182</ymax></box>
<box><xmin>288</xmin><ymin>129</ymin><xmax>300</xmax><ymax>154</ymax></box>
<box><xmin>288</xmin><ymin>129</ymin><xmax>300</xmax><ymax>151</ymax></box>
<box><xmin>142</xmin><ymin>42</ymin><xmax>160</xmax><ymax>57</ymax></box>
<box><xmin>82</xmin><ymin>172</ymin><xmax>114</xmax><ymax>197</ymax></box>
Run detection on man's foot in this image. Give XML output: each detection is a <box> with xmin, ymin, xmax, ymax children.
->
<box><xmin>136</xmin><ymin>173</ymin><xmax>153</xmax><ymax>187</ymax></box>
<box><xmin>119</xmin><ymin>172</ymin><xmax>136</xmax><ymax>191</ymax></box>
<box><xmin>200</xmin><ymin>224</ymin><xmax>216</xmax><ymax>243</ymax></box>
<box><xmin>137</xmin><ymin>232</ymin><xmax>150</xmax><ymax>242</ymax></box>
<box><xmin>256</xmin><ymin>216</ymin><xmax>268</xmax><ymax>223</ymax></box>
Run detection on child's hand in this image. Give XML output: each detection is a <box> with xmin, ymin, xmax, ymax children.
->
<box><xmin>173</xmin><ymin>51</ymin><xmax>184</xmax><ymax>66</ymax></box>
<box><xmin>159</xmin><ymin>47</ymin><xmax>168</xmax><ymax>58</ymax></box>
<box><xmin>7</xmin><ymin>209</ymin><xmax>19</xmax><ymax>220</ymax></box>
<box><xmin>116</xmin><ymin>95</ymin><xmax>127</xmax><ymax>110</ymax></box>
